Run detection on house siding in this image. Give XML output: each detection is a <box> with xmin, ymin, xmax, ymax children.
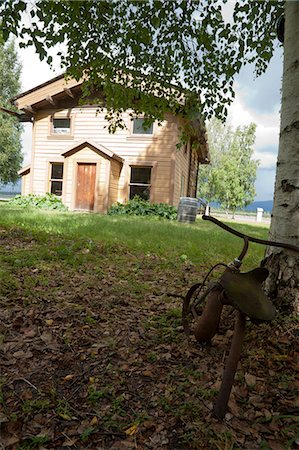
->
<box><xmin>21</xmin><ymin>171</ymin><xmax>31</xmax><ymax>195</ymax></box>
<box><xmin>109</xmin><ymin>159</ymin><xmax>122</xmax><ymax>208</ymax></box>
<box><xmin>187</xmin><ymin>147</ymin><xmax>199</xmax><ymax>198</ymax></box>
<box><xmin>173</xmin><ymin>141</ymin><xmax>191</xmax><ymax>206</ymax></box>
<box><xmin>28</xmin><ymin>107</ymin><xmax>179</xmax><ymax>210</ymax></box>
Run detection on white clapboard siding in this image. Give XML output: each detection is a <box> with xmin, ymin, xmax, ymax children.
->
<box><xmin>28</xmin><ymin>106</ymin><xmax>179</xmax><ymax>209</ymax></box>
<box><xmin>172</xmin><ymin>141</ymin><xmax>191</xmax><ymax>206</ymax></box>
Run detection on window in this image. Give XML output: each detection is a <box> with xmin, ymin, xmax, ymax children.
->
<box><xmin>50</xmin><ymin>163</ymin><xmax>63</xmax><ymax>196</ymax></box>
<box><xmin>132</xmin><ymin>118</ymin><xmax>153</xmax><ymax>135</ymax></box>
<box><xmin>52</xmin><ymin>118</ymin><xmax>71</xmax><ymax>134</ymax></box>
<box><xmin>129</xmin><ymin>167</ymin><xmax>152</xmax><ymax>200</ymax></box>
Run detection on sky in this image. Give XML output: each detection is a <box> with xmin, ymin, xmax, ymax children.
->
<box><xmin>227</xmin><ymin>48</ymin><xmax>283</xmax><ymax>201</ymax></box>
<box><xmin>16</xmin><ymin>15</ymin><xmax>283</xmax><ymax>202</ymax></box>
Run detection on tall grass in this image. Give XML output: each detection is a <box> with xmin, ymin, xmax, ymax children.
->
<box><xmin>0</xmin><ymin>205</ymin><xmax>269</xmax><ymax>270</ymax></box>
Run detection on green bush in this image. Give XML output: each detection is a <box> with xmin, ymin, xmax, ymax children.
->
<box><xmin>108</xmin><ymin>196</ymin><xmax>177</xmax><ymax>220</ymax></box>
<box><xmin>8</xmin><ymin>193</ymin><xmax>68</xmax><ymax>211</ymax></box>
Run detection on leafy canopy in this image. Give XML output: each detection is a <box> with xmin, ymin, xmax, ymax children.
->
<box><xmin>198</xmin><ymin>119</ymin><xmax>258</xmax><ymax>212</ymax></box>
<box><xmin>0</xmin><ymin>38</ymin><xmax>23</xmax><ymax>183</ymax></box>
<box><xmin>0</xmin><ymin>0</ymin><xmax>283</xmax><ymax>128</ymax></box>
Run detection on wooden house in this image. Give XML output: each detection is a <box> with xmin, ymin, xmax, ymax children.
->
<box><xmin>9</xmin><ymin>75</ymin><xmax>209</xmax><ymax>213</ymax></box>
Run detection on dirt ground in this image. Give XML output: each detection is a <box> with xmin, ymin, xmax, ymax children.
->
<box><xmin>0</xmin><ymin>227</ymin><xmax>298</xmax><ymax>449</ymax></box>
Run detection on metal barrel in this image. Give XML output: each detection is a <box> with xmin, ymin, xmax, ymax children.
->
<box><xmin>177</xmin><ymin>197</ymin><xmax>198</xmax><ymax>223</ymax></box>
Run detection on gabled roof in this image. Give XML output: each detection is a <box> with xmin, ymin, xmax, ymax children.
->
<box><xmin>61</xmin><ymin>140</ymin><xmax>124</xmax><ymax>163</ymax></box>
<box><xmin>12</xmin><ymin>74</ymin><xmax>84</xmax><ymax>114</ymax></box>
<box><xmin>18</xmin><ymin>165</ymin><xmax>31</xmax><ymax>176</ymax></box>
<box><xmin>13</xmin><ymin>74</ymin><xmax>66</xmax><ymax>102</ymax></box>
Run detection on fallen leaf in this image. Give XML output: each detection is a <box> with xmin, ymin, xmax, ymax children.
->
<box><xmin>13</xmin><ymin>350</ymin><xmax>33</xmax><ymax>359</ymax></box>
<box><xmin>40</xmin><ymin>331</ymin><xmax>53</xmax><ymax>345</ymax></box>
<box><xmin>90</xmin><ymin>416</ymin><xmax>98</xmax><ymax>426</ymax></box>
<box><xmin>62</xmin><ymin>438</ymin><xmax>77</xmax><ymax>447</ymax></box>
<box><xmin>58</xmin><ymin>413</ymin><xmax>72</xmax><ymax>421</ymax></box>
<box><xmin>142</xmin><ymin>370</ymin><xmax>154</xmax><ymax>378</ymax></box>
<box><xmin>109</xmin><ymin>441</ymin><xmax>135</xmax><ymax>449</ymax></box>
<box><xmin>245</xmin><ymin>373</ymin><xmax>257</xmax><ymax>387</ymax></box>
<box><xmin>0</xmin><ymin>412</ymin><xmax>8</xmax><ymax>423</ymax></box>
<box><xmin>124</xmin><ymin>423</ymin><xmax>138</xmax><ymax>436</ymax></box>
<box><xmin>1</xmin><ymin>435</ymin><xmax>20</xmax><ymax>447</ymax></box>
<box><xmin>63</xmin><ymin>374</ymin><xmax>75</xmax><ymax>382</ymax></box>
<box><xmin>20</xmin><ymin>390</ymin><xmax>33</xmax><ymax>400</ymax></box>
<box><xmin>142</xmin><ymin>420</ymin><xmax>155</xmax><ymax>430</ymax></box>
<box><xmin>23</xmin><ymin>328</ymin><xmax>37</xmax><ymax>338</ymax></box>
<box><xmin>46</xmin><ymin>319</ymin><xmax>54</xmax><ymax>326</ymax></box>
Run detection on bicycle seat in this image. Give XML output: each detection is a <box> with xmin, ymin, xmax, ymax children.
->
<box><xmin>220</xmin><ymin>268</ymin><xmax>276</xmax><ymax>322</ymax></box>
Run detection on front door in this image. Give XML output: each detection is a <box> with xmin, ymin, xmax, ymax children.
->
<box><xmin>75</xmin><ymin>163</ymin><xmax>96</xmax><ymax>210</ymax></box>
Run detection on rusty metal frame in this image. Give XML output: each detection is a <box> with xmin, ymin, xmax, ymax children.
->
<box><xmin>183</xmin><ymin>214</ymin><xmax>299</xmax><ymax>420</ymax></box>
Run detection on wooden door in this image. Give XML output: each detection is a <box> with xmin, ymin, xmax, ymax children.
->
<box><xmin>75</xmin><ymin>163</ymin><xmax>96</xmax><ymax>210</ymax></box>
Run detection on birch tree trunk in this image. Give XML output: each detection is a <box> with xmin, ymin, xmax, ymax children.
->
<box><xmin>263</xmin><ymin>1</ymin><xmax>299</xmax><ymax>313</ymax></box>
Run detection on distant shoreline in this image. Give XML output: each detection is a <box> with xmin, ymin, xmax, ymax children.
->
<box><xmin>210</xmin><ymin>200</ymin><xmax>273</xmax><ymax>213</ymax></box>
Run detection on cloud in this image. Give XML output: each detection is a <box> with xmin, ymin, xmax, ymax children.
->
<box><xmin>255</xmin><ymin>125</ymin><xmax>279</xmax><ymax>151</ymax></box>
<box><xmin>254</xmin><ymin>151</ymin><xmax>277</xmax><ymax>170</ymax></box>
<box><xmin>228</xmin><ymin>98</ymin><xmax>279</xmax><ymax>154</ymax></box>
<box><xmin>228</xmin><ymin>94</ymin><xmax>279</xmax><ymax>201</ymax></box>
<box><xmin>235</xmin><ymin>47</ymin><xmax>283</xmax><ymax>115</ymax></box>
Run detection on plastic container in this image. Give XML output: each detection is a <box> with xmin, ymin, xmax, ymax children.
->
<box><xmin>177</xmin><ymin>197</ymin><xmax>198</xmax><ymax>223</ymax></box>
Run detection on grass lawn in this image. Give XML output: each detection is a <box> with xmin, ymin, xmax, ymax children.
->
<box><xmin>0</xmin><ymin>205</ymin><xmax>297</xmax><ymax>449</ymax></box>
<box><xmin>0</xmin><ymin>204</ymin><xmax>270</xmax><ymax>270</ymax></box>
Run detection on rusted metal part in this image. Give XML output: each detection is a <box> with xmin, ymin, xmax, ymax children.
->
<box><xmin>221</xmin><ymin>268</ymin><xmax>276</xmax><ymax>321</ymax></box>
<box><xmin>182</xmin><ymin>263</ymin><xmax>228</xmax><ymax>339</ymax></box>
<box><xmin>182</xmin><ymin>282</ymin><xmax>202</xmax><ymax>336</ymax></box>
<box><xmin>238</xmin><ymin>237</ymin><xmax>249</xmax><ymax>262</ymax></box>
<box><xmin>202</xmin><ymin>215</ymin><xmax>299</xmax><ymax>253</ymax></box>
<box><xmin>193</xmin><ymin>287</ymin><xmax>223</xmax><ymax>342</ymax></box>
<box><xmin>213</xmin><ymin>311</ymin><xmax>246</xmax><ymax>419</ymax></box>
<box><xmin>181</xmin><ymin>214</ymin><xmax>299</xmax><ymax>420</ymax></box>
<box><xmin>192</xmin><ymin>265</ymin><xmax>240</xmax><ymax>343</ymax></box>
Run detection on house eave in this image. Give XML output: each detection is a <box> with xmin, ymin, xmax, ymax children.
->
<box><xmin>18</xmin><ymin>165</ymin><xmax>31</xmax><ymax>176</ymax></box>
<box><xmin>11</xmin><ymin>73</ymin><xmax>66</xmax><ymax>103</ymax></box>
<box><xmin>0</xmin><ymin>106</ymin><xmax>33</xmax><ymax>122</ymax></box>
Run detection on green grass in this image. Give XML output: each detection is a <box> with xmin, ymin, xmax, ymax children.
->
<box><xmin>0</xmin><ymin>205</ymin><xmax>296</xmax><ymax>450</ymax></box>
<box><xmin>0</xmin><ymin>204</ymin><xmax>269</xmax><ymax>270</ymax></box>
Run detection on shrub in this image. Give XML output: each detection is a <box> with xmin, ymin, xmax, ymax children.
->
<box><xmin>8</xmin><ymin>193</ymin><xmax>68</xmax><ymax>211</ymax></box>
<box><xmin>108</xmin><ymin>196</ymin><xmax>177</xmax><ymax>220</ymax></box>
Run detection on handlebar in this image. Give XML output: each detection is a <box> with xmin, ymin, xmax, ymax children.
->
<box><xmin>202</xmin><ymin>215</ymin><xmax>299</xmax><ymax>253</ymax></box>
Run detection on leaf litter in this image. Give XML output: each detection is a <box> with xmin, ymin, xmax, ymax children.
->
<box><xmin>0</xmin><ymin>227</ymin><xmax>298</xmax><ymax>449</ymax></box>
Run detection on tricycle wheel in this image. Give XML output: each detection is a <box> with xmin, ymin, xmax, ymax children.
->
<box><xmin>182</xmin><ymin>283</ymin><xmax>213</xmax><ymax>336</ymax></box>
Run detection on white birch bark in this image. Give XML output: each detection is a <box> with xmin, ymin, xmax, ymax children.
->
<box><xmin>264</xmin><ymin>1</ymin><xmax>299</xmax><ymax>313</ymax></box>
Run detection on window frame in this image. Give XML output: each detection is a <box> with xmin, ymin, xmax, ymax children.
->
<box><xmin>52</xmin><ymin>117</ymin><xmax>71</xmax><ymax>135</ymax></box>
<box><xmin>128</xmin><ymin>116</ymin><xmax>155</xmax><ymax>139</ymax></box>
<box><xmin>128</xmin><ymin>164</ymin><xmax>154</xmax><ymax>201</ymax></box>
<box><xmin>49</xmin><ymin>162</ymin><xmax>64</xmax><ymax>196</ymax></box>
<box><xmin>132</xmin><ymin>118</ymin><xmax>154</xmax><ymax>135</ymax></box>
<box><xmin>48</xmin><ymin>113</ymin><xmax>74</xmax><ymax>140</ymax></box>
